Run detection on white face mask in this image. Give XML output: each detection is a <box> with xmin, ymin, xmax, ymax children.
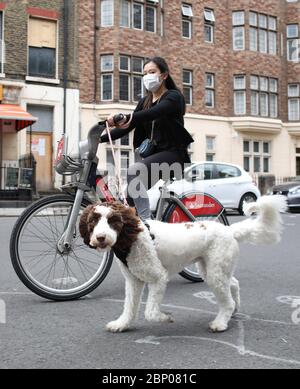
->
<box><xmin>143</xmin><ymin>73</ymin><xmax>163</xmax><ymax>92</ymax></box>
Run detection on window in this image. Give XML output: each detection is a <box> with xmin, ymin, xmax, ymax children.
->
<box><xmin>101</xmin><ymin>0</ymin><xmax>114</xmax><ymax>27</ymax></box>
<box><xmin>132</xmin><ymin>57</ymin><xmax>144</xmax><ymax>102</ymax></box>
<box><xmin>101</xmin><ymin>55</ymin><xmax>114</xmax><ymax>71</ymax></box>
<box><xmin>232</xmin><ymin>11</ymin><xmax>244</xmax><ymax>26</ymax></box>
<box><xmin>182</xmin><ymin>4</ymin><xmax>193</xmax><ymax>39</ymax></box>
<box><xmin>183</xmin><ymin>70</ymin><xmax>192</xmax><ymax>105</ymax></box>
<box><xmin>120</xmin><ymin>55</ymin><xmax>145</xmax><ymax>102</ymax></box>
<box><xmin>133</xmin><ymin>2</ymin><xmax>143</xmax><ymax>29</ymax></box>
<box><xmin>205</xmin><ymin>73</ymin><xmax>215</xmax><ymax>108</ymax></box>
<box><xmin>146</xmin><ymin>5</ymin><xmax>156</xmax><ymax>32</ymax></box>
<box><xmin>120</xmin><ymin>1</ymin><xmax>161</xmax><ymax>33</ymax></box>
<box><xmin>287</xmin><ymin>24</ymin><xmax>299</xmax><ymax>61</ymax></box>
<box><xmin>250</xmin><ymin>75</ymin><xmax>278</xmax><ymax>118</ymax></box>
<box><xmin>249</xmin><ymin>12</ymin><xmax>277</xmax><ymax>55</ymax></box>
<box><xmin>101</xmin><ymin>74</ymin><xmax>113</xmax><ymax>100</ymax></box>
<box><xmin>182</xmin><ymin>4</ymin><xmax>193</xmax><ymax>17</ymax></box>
<box><xmin>101</xmin><ymin>54</ymin><xmax>113</xmax><ymax>101</ymax></box>
<box><xmin>234</xmin><ymin>75</ymin><xmax>246</xmax><ymax>115</ymax></box>
<box><xmin>288</xmin><ymin>84</ymin><xmax>300</xmax><ymax>121</ymax></box>
<box><xmin>119</xmin><ymin>74</ymin><xmax>130</xmax><ymax>101</ymax></box>
<box><xmin>28</xmin><ymin>18</ymin><xmax>57</xmax><ymax>78</ymax></box>
<box><xmin>120</xmin><ymin>0</ymin><xmax>130</xmax><ymax>27</ymax></box>
<box><xmin>206</xmin><ymin>136</ymin><xmax>216</xmax><ymax>158</ymax></box>
<box><xmin>182</xmin><ymin>19</ymin><xmax>192</xmax><ymax>39</ymax></box>
<box><xmin>243</xmin><ymin>140</ymin><xmax>271</xmax><ymax>173</ymax></box>
<box><xmin>121</xmin><ymin>151</ymin><xmax>130</xmax><ymax>179</ymax></box>
<box><xmin>232</xmin><ymin>11</ymin><xmax>245</xmax><ymax>50</ymax></box>
<box><xmin>204</xmin><ymin>8</ymin><xmax>215</xmax><ymax>43</ymax></box>
<box><xmin>215</xmin><ymin>164</ymin><xmax>241</xmax><ymax>179</ymax></box>
<box><xmin>106</xmin><ymin>137</ymin><xmax>134</xmax><ymax>185</ymax></box>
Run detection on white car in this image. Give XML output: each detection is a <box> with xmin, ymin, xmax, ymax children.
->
<box><xmin>148</xmin><ymin>162</ymin><xmax>261</xmax><ymax>215</ymax></box>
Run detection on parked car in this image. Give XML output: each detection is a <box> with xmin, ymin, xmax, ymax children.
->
<box><xmin>167</xmin><ymin>161</ymin><xmax>261</xmax><ymax>215</ymax></box>
<box><xmin>272</xmin><ymin>179</ymin><xmax>300</xmax><ymax>212</ymax></box>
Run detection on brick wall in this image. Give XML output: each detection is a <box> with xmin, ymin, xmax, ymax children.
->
<box><xmin>78</xmin><ymin>0</ymin><xmax>299</xmax><ymax>122</ymax></box>
<box><xmin>2</xmin><ymin>0</ymin><xmax>79</xmax><ymax>89</ymax></box>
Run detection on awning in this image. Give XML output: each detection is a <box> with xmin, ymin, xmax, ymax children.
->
<box><xmin>0</xmin><ymin>104</ymin><xmax>38</xmax><ymax>131</ymax></box>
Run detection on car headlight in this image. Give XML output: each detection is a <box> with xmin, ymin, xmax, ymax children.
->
<box><xmin>289</xmin><ymin>186</ymin><xmax>300</xmax><ymax>195</ymax></box>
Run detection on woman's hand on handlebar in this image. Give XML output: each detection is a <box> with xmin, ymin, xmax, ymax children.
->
<box><xmin>106</xmin><ymin>113</ymin><xmax>127</xmax><ymax>128</ymax></box>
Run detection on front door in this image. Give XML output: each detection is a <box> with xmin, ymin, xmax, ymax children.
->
<box><xmin>27</xmin><ymin>132</ymin><xmax>53</xmax><ymax>191</ymax></box>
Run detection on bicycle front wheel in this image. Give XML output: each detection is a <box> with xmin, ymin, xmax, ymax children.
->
<box><xmin>10</xmin><ymin>194</ymin><xmax>114</xmax><ymax>301</ymax></box>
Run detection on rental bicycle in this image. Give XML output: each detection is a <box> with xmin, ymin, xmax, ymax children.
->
<box><xmin>10</xmin><ymin>117</ymin><xmax>229</xmax><ymax>301</ymax></box>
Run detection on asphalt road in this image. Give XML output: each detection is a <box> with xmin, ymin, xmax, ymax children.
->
<box><xmin>0</xmin><ymin>212</ymin><xmax>300</xmax><ymax>369</ymax></box>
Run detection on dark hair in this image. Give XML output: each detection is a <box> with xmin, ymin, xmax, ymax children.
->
<box><xmin>143</xmin><ymin>57</ymin><xmax>184</xmax><ymax>111</ymax></box>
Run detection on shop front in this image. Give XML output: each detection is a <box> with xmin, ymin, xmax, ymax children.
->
<box><xmin>0</xmin><ymin>104</ymin><xmax>37</xmax><ymax>201</ymax></box>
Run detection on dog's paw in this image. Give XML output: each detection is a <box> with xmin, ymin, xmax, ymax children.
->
<box><xmin>209</xmin><ymin>320</ymin><xmax>228</xmax><ymax>333</ymax></box>
<box><xmin>145</xmin><ymin>311</ymin><xmax>174</xmax><ymax>323</ymax></box>
<box><xmin>106</xmin><ymin>320</ymin><xmax>129</xmax><ymax>333</ymax></box>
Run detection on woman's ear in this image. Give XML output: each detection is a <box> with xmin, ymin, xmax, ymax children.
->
<box><xmin>162</xmin><ymin>72</ymin><xmax>169</xmax><ymax>81</ymax></box>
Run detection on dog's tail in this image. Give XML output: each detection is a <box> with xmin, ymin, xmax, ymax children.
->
<box><xmin>229</xmin><ymin>195</ymin><xmax>287</xmax><ymax>245</ymax></box>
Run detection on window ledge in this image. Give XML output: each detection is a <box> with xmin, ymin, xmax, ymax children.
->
<box><xmin>286</xmin><ymin>122</ymin><xmax>300</xmax><ymax>136</ymax></box>
<box><xmin>26</xmin><ymin>76</ymin><xmax>60</xmax><ymax>85</ymax></box>
<box><xmin>231</xmin><ymin>117</ymin><xmax>282</xmax><ymax>134</ymax></box>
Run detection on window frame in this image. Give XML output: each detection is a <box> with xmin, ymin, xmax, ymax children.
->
<box><xmin>101</xmin><ymin>0</ymin><xmax>114</xmax><ymax>27</ymax></box>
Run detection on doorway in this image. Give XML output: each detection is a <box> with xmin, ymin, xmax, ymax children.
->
<box><xmin>26</xmin><ymin>105</ymin><xmax>54</xmax><ymax>192</ymax></box>
<box><xmin>297</xmin><ymin>157</ymin><xmax>300</xmax><ymax>176</ymax></box>
<box><xmin>26</xmin><ymin>132</ymin><xmax>53</xmax><ymax>192</ymax></box>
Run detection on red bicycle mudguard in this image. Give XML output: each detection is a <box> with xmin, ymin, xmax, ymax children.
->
<box><xmin>167</xmin><ymin>192</ymin><xmax>224</xmax><ymax>223</ymax></box>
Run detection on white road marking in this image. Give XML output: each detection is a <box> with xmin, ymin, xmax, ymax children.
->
<box><xmin>134</xmin><ymin>334</ymin><xmax>300</xmax><ymax>367</ymax></box>
<box><xmin>103</xmin><ymin>298</ymin><xmax>296</xmax><ymax>326</ymax></box>
<box><xmin>193</xmin><ymin>291</ymin><xmax>217</xmax><ymax>305</ymax></box>
<box><xmin>277</xmin><ymin>295</ymin><xmax>300</xmax><ymax>306</ymax></box>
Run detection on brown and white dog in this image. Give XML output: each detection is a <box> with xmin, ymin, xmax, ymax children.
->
<box><xmin>80</xmin><ymin>197</ymin><xmax>286</xmax><ymax>333</ymax></box>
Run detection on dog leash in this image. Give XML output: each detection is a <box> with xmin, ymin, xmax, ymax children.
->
<box><xmin>105</xmin><ymin>121</ymin><xmax>129</xmax><ymax>207</ymax></box>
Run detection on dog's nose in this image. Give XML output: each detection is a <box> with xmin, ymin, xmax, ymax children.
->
<box><xmin>97</xmin><ymin>235</ymin><xmax>106</xmax><ymax>243</ymax></box>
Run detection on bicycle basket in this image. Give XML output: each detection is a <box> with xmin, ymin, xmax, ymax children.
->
<box><xmin>54</xmin><ymin>135</ymin><xmax>83</xmax><ymax>175</ymax></box>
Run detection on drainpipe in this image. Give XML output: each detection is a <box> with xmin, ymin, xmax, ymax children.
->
<box><xmin>63</xmin><ymin>0</ymin><xmax>69</xmax><ymax>135</ymax></box>
<box><xmin>94</xmin><ymin>0</ymin><xmax>98</xmax><ymax>103</ymax></box>
<box><xmin>63</xmin><ymin>0</ymin><xmax>69</xmax><ymax>185</ymax></box>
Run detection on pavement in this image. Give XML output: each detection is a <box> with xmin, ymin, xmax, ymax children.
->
<box><xmin>0</xmin><ymin>208</ymin><xmax>26</xmax><ymax>217</ymax></box>
<box><xmin>0</xmin><ymin>213</ymin><xmax>300</xmax><ymax>369</ymax></box>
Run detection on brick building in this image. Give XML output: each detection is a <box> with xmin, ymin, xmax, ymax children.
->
<box><xmin>0</xmin><ymin>0</ymin><xmax>79</xmax><ymax>200</ymax></box>
<box><xmin>79</xmin><ymin>0</ymin><xmax>300</xmax><ymax>182</ymax></box>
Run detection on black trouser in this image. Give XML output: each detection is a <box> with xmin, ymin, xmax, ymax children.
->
<box><xmin>127</xmin><ymin>148</ymin><xmax>190</xmax><ymax>221</ymax></box>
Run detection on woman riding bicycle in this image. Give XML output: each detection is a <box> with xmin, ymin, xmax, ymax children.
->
<box><xmin>100</xmin><ymin>57</ymin><xmax>194</xmax><ymax>223</ymax></box>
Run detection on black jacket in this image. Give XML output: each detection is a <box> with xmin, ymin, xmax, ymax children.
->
<box><xmin>100</xmin><ymin>89</ymin><xmax>194</xmax><ymax>150</ymax></box>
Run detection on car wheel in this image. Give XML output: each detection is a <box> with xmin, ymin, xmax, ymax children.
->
<box><xmin>238</xmin><ymin>193</ymin><xmax>257</xmax><ymax>215</ymax></box>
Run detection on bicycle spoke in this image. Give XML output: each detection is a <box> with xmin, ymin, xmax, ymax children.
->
<box><xmin>13</xmin><ymin>199</ymin><xmax>112</xmax><ymax>297</ymax></box>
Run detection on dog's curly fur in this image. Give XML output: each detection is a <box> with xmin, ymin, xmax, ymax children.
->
<box><xmin>80</xmin><ymin>201</ymin><xmax>143</xmax><ymax>251</ymax></box>
<box><xmin>80</xmin><ymin>196</ymin><xmax>286</xmax><ymax>333</ymax></box>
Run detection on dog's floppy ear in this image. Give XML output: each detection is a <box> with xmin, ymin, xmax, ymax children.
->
<box><xmin>108</xmin><ymin>201</ymin><xmax>143</xmax><ymax>251</ymax></box>
<box><xmin>79</xmin><ymin>204</ymin><xmax>95</xmax><ymax>247</ymax></box>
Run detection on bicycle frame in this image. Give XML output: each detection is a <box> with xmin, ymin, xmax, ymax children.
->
<box><xmin>54</xmin><ymin>120</ymin><xmax>226</xmax><ymax>253</ymax></box>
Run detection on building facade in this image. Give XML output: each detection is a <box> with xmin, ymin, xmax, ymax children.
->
<box><xmin>79</xmin><ymin>0</ymin><xmax>300</xmax><ymax>183</ymax></box>
<box><xmin>0</xmin><ymin>0</ymin><xmax>80</xmax><ymax>199</ymax></box>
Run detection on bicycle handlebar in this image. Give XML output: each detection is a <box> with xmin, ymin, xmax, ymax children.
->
<box><xmin>86</xmin><ymin>113</ymin><xmax>126</xmax><ymax>160</ymax></box>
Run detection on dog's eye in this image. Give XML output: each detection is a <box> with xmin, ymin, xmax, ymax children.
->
<box><xmin>108</xmin><ymin>214</ymin><xmax>123</xmax><ymax>225</ymax></box>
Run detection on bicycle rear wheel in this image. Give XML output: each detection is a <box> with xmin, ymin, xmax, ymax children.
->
<box><xmin>10</xmin><ymin>194</ymin><xmax>114</xmax><ymax>301</ymax></box>
<box><xmin>162</xmin><ymin>192</ymin><xmax>230</xmax><ymax>283</ymax></box>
